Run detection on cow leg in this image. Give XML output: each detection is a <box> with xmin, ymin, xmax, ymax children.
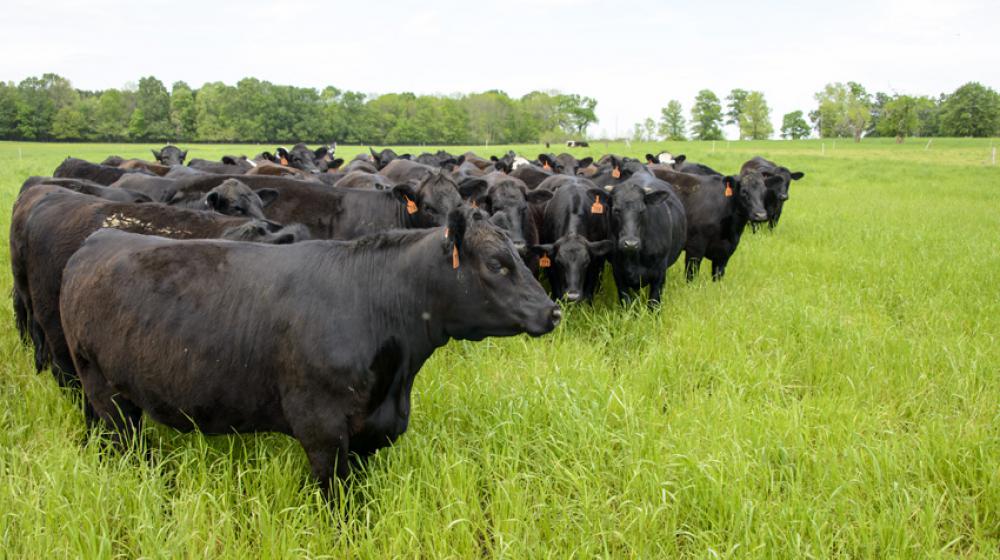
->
<box><xmin>286</xmin><ymin>395</ymin><xmax>351</xmax><ymax>491</ymax></box>
<box><xmin>647</xmin><ymin>274</ymin><xmax>666</xmax><ymax>308</ymax></box>
<box><xmin>685</xmin><ymin>256</ymin><xmax>702</xmax><ymax>282</ymax></box>
<box><xmin>711</xmin><ymin>260</ymin><xmax>728</xmax><ymax>281</ymax></box>
<box><xmin>76</xmin><ymin>355</ymin><xmax>143</xmax><ymax>447</ymax></box>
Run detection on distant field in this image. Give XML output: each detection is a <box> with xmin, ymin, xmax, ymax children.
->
<box><xmin>0</xmin><ymin>138</ymin><xmax>997</xmax><ymax>558</ymax></box>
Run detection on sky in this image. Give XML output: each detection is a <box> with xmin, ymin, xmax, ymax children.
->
<box><xmin>2</xmin><ymin>0</ymin><xmax>997</xmax><ymax>139</ymax></box>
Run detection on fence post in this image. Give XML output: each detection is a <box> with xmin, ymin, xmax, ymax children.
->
<box><xmin>925</xmin><ymin>139</ymin><xmax>932</xmax><ymax>150</ymax></box>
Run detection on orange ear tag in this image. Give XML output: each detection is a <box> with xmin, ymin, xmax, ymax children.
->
<box><xmin>471</xmin><ymin>200</ymin><xmax>478</xmax><ymax>208</ymax></box>
<box><xmin>611</xmin><ymin>167</ymin><xmax>621</xmax><ymax>179</ymax></box>
<box><xmin>724</xmin><ymin>181</ymin><xmax>733</xmax><ymax>197</ymax></box>
<box><xmin>280</xmin><ymin>157</ymin><xmax>288</xmax><ymax>166</ymax></box>
<box><xmin>543</xmin><ymin>162</ymin><xmax>552</xmax><ymax>171</ymax></box>
<box><xmin>405</xmin><ymin>196</ymin><xmax>418</xmax><ymax>214</ymax></box>
<box><xmin>452</xmin><ymin>245</ymin><xmax>460</xmax><ymax>269</ymax></box>
<box><xmin>590</xmin><ymin>195</ymin><xmax>604</xmax><ymax>214</ymax></box>
<box><xmin>539</xmin><ymin>253</ymin><xmax>551</xmax><ymax>268</ymax></box>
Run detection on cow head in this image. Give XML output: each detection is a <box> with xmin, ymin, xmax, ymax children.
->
<box><xmin>555</xmin><ymin>153</ymin><xmax>594</xmax><ymax>176</ymax></box>
<box><xmin>537</xmin><ymin>153</ymin><xmax>565</xmax><ymax>174</ymax></box>
<box><xmin>203</xmin><ymin>179</ymin><xmax>280</xmax><ymax>222</ymax></box>
<box><xmin>152</xmin><ymin>146</ymin><xmax>187</xmax><ymax>166</ymax></box>
<box><xmin>464</xmin><ymin>178</ymin><xmax>552</xmax><ymax>257</ymax></box>
<box><xmin>605</xmin><ymin>181</ymin><xmax>673</xmax><ymax>254</ymax></box>
<box><xmin>392</xmin><ymin>171</ymin><xmax>470</xmax><ymax>227</ymax></box>
<box><xmin>370</xmin><ymin>147</ymin><xmax>410</xmax><ymax>170</ymax></box>
<box><xmin>274</xmin><ymin>144</ymin><xmax>322</xmax><ymax>174</ymax></box>
<box><xmin>221</xmin><ymin>220</ymin><xmax>309</xmax><ymax>244</ymax></box>
<box><xmin>490</xmin><ymin>151</ymin><xmax>517</xmax><ymax>174</ymax></box>
<box><xmin>761</xmin><ymin>166</ymin><xmax>804</xmax><ymax>202</ymax></box>
<box><xmin>440</xmin><ymin>206</ymin><xmax>561</xmax><ymax>339</ymax></box>
<box><xmin>729</xmin><ymin>171</ymin><xmax>769</xmax><ymax>224</ymax></box>
<box><xmin>531</xmin><ymin>233</ymin><xmax>613</xmax><ymax>302</ymax></box>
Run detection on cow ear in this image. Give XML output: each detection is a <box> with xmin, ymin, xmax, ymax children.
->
<box><xmin>587</xmin><ymin>239</ymin><xmax>614</xmax><ymax>256</ymax></box>
<box><xmin>643</xmin><ymin>189</ymin><xmax>671</xmax><ymax>205</ymax></box>
<box><xmin>457</xmin><ymin>177</ymin><xmax>488</xmax><ymax>200</ymax></box>
<box><xmin>314</xmin><ymin>146</ymin><xmax>328</xmax><ymax>159</ymax></box>
<box><xmin>277</xmin><ymin>147</ymin><xmax>289</xmax><ymax>158</ymax></box>
<box><xmin>577</xmin><ymin>157</ymin><xmax>593</xmax><ymax>168</ymax></box>
<box><xmin>221</xmin><ymin>156</ymin><xmax>238</xmax><ymax>165</ymax></box>
<box><xmin>256</xmin><ymin>188</ymin><xmax>279</xmax><ymax>207</ymax></box>
<box><xmin>525</xmin><ymin>189</ymin><xmax>553</xmax><ymax>204</ymax></box>
<box><xmin>400</xmin><ymin>154</ymin><xmax>412</xmax><ymax>160</ymax></box>
<box><xmin>490</xmin><ymin>155</ymin><xmax>499</xmax><ymax>162</ymax></box>
<box><xmin>446</xmin><ymin>208</ymin><xmax>468</xmax><ymax>252</ymax></box>
<box><xmin>645</xmin><ymin>153</ymin><xmax>657</xmax><ymax>164</ymax></box>
<box><xmin>151</xmin><ymin>149</ymin><xmax>161</xmax><ymax>161</ymax></box>
<box><xmin>587</xmin><ymin>187</ymin><xmax>611</xmax><ymax>204</ymax></box>
<box><xmin>724</xmin><ymin>175</ymin><xmax>741</xmax><ymax>194</ymax></box>
<box><xmin>180</xmin><ymin>150</ymin><xmax>187</xmax><ymax>162</ymax></box>
<box><xmin>205</xmin><ymin>191</ymin><xmax>224</xmax><ymax>210</ymax></box>
<box><xmin>673</xmin><ymin>154</ymin><xmax>687</xmax><ymax>165</ymax></box>
<box><xmin>329</xmin><ymin>158</ymin><xmax>344</xmax><ymax>170</ymax></box>
<box><xmin>528</xmin><ymin>243</ymin><xmax>554</xmax><ymax>256</ymax></box>
<box><xmin>392</xmin><ymin>183</ymin><xmax>417</xmax><ymax>203</ymax></box>
<box><xmin>455</xmin><ymin>155</ymin><xmax>465</xmax><ymax>166</ymax></box>
<box><xmin>790</xmin><ymin>171</ymin><xmax>804</xmax><ymax>180</ymax></box>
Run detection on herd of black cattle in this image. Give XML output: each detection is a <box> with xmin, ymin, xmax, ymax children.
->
<box><xmin>9</xmin><ymin>143</ymin><xmax>804</xmax><ymax>487</ymax></box>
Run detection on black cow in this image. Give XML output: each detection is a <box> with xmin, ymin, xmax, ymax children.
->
<box><xmin>370</xmin><ymin>147</ymin><xmax>410</xmax><ymax>170</ymax></box>
<box><xmin>151</xmin><ymin>146</ymin><xmax>187</xmax><ymax>166</ymax></box>
<box><xmin>667</xmin><ymin>155</ymin><xmax>722</xmax><ymax>176</ymax></box>
<box><xmin>649</xmin><ymin>167</ymin><xmax>769</xmax><ymax>280</ymax></box>
<box><xmin>9</xmin><ymin>186</ymin><xmax>305</xmax><ymax>386</ymax></box>
<box><xmin>273</xmin><ymin>143</ymin><xmax>328</xmax><ymax>174</ymax></box>
<box><xmin>187</xmin><ymin>156</ymin><xmax>255</xmax><ymax>174</ymax></box>
<box><xmin>19</xmin><ymin>177</ymin><xmax>152</xmax><ymax>204</ymax></box>
<box><xmin>532</xmin><ymin>178</ymin><xmax>613</xmax><ymax>302</ymax></box>
<box><xmin>740</xmin><ymin>156</ymin><xmax>805</xmax><ymax>229</ymax></box>
<box><xmin>53</xmin><ymin>157</ymin><xmax>154</xmax><ymax>186</ymax></box>
<box><xmin>554</xmin><ymin>153</ymin><xmax>594</xmax><ymax>176</ymax></box>
<box><xmin>167</xmin><ymin>178</ymin><xmax>280</xmax><ymax>222</ymax></box>
<box><xmin>603</xmin><ymin>171</ymin><xmax>687</xmax><ymax>305</ymax></box>
<box><xmin>489</xmin><ymin>151</ymin><xmax>517</xmax><ymax>174</ymax></box>
<box><xmin>462</xmin><ymin>173</ymin><xmax>552</xmax><ymax>260</ymax></box>
<box><xmin>380</xmin><ymin>159</ymin><xmax>438</xmax><ymax>184</ymax></box>
<box><xmin>60</xmin><ymin>207</ymin><xmax>560</xmax><ymax>486</ymax></box>
<box><xmin>510</xmin><ymin>163</ymin><xmax>554</xmax><ymax>190</ymax></box>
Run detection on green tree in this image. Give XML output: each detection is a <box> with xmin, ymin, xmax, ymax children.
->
<box><xmin>170</xmin><ymin>81</ymin><xmax>197</xmax><ymax>141</ymax></box>
<box><xmin>739</xmin><ymin>91</ymin><xmax>773</xmax><ymax>140</ymax></box>
<box><xmin>877</xmin><ymin>95</ymin><xmax>920</xmax><ymax>142</ymax></box>
<box><xmin>15</xmin><ymin>76</ymin><xmax>60</xmax><ymax>139</ymax></box>
<box><xmin>658</xmin><ymin>100</ymin><xmax>686</xmax><ymax>141</ymax></box>
<box><xmin>631</xmin><ymin>122</ymin><xmax>644</xmax><ymax>142</ymax></box>
<box><xmin>690</xmin><ymin>89</ymin><xmax>723</xmax><ymax>140</ymax></box>
<box><xmin>865</xmin><ymin>92</ymin><xmax>892</xmax><ymax>137</ymax></box>
<box><xmin>560</xmin><ymin>94</ymin><xmax>598</xmax><ymax>137</ymax></box>
<box><xmin>725</xmin><ymin>88</ymin><xmax>749</xmax><ymax>126</ymax></box>
<box><xmin>132</xmin><ymin>76</ymin><xmax>172</xmax><ymax>140</ymax></box>
<box><xmin>0</xmin><ymin>81</ymin><xmax>18</xmax><ymax>138</ymax></box>
<box><xmin>52</xmin><ymin>104</ymin><xmax>87</xmax><ymax>139</ymax></box>
<box><xmin>939</xmin><ymin>82</ymin><xmax>1000</xmax><ymax>137</ymax></box>
<box><xmin>643</xmin><ymin>117</ymin><xmax>656</xmax><ymax>141</ymax></box>
<box><xmin>95</xmin><ymin>89</ymin><xmax>132</xmax><ymax>141</ymax></box>
<box><xmin>812</xmin><ymin>82</ymin><xmax>871</xmax><ymax>141</ymax></box>
<box><xmin>195</xmin><ymin>82</ymin><xmax>237</xmax><ymax>141</ymax></box>
<box><xmin>780</xmin><ymin>111</ymin><xmax>810</xmax><ymax>139</ymax></box>
<box><xmin>914</xmin><ymin>96</ymin><xmax>942</xmax><ymax>137</ymax></box>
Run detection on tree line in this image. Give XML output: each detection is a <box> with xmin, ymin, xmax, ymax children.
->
<box><xmin>0</xmin><ymin>74</ymin><xmax>598</xmax><ymax>145</ymax></box>
<box><xmin>636</xmin><ymin>81</ymin><xmax>1000</xmax><ymax>143</ymax></box>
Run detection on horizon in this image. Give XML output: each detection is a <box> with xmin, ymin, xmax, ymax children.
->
<box><xmin>2</xmin><ymin>0</ymin><xmax>997</xmax><ymax>139</ymax></box>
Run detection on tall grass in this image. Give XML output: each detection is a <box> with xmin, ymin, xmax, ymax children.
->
<box><xmin>0</xmin><ymin>139</ymin><xmax>997</xmax><ymax>558</ymax></box>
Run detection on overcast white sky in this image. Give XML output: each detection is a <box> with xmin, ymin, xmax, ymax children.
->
<box><xmin>2</xmin><ymin>0</ymin><xmax>997</xmax><ymax>139</ymax></box>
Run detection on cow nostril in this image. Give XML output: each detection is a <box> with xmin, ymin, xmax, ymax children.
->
<box><xmin>550</xmin><ymin>307</ymin><xmax>562</xmax><ymax>326</ymax></box>
<box><xmin>565</xmin><ymin>291</ymin><xmax>581</xmax><ymax>302</ymax></box>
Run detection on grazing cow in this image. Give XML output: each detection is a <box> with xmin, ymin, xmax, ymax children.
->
<box><xmin>532</xmin><ymin>178</ymin><xmax>613</xmax><ymax>302</ymax></box>
<box><xmin>167</xmin><ymin>178</ymin><xmax>280</xmax><ymax>222</ymax></box>
<box><xmin>370</xmin><ymin>147</ymin><xmax>410</xmax><ymax>170</ymax></box>
<box><xmin>19</xmin><ymin>177</ymin><xmax>152</xmax><ymax>204</ymax></box>
<box><xmin>603</xmin><ymin>171</ymin><xmax>687</xmax><ymax>305</ymax></box>
<box><xmin>9</xmin><ymin>186</ymin><xmax>304</xmax><ymax>386</ymax></box>
<box><xmin>60</xmin><ymin>207</ymin><xmax>561</xmax><ymax>486</ymax></box>
<box><xmin>649</xmin><ymin>167</ymin><xmax>769</xmax><ymax>280</ymax></box>
<box><xmin>566</xmin><ymin>140</ymin><xmax>590</xmax><ymax>148</ymax></box>
<box><xmin>740</xmin><ymin>156</ymin><xmax>805</xmax><ymax>229</ymax></box>
<box><xmin>152</xmin><ymin>146</ymin><xmax>187</xmax><ymax>166</ymax></box>
<box><xmin>53</xmin><ymin>157</ymin><xmax>154</xmax><ymax>186</ymax></box>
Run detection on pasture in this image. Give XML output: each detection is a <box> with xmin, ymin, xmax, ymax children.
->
<box><xmin>0</xmin><ymin>138</ymin><xmax>997</xmax><ymax>558</ymax></box>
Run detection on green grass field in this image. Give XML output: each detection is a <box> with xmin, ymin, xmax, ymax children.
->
<box><xmin>0</xmin><ymin>138</ymin><xmax>997</xmax><ymax>558</ymax></box>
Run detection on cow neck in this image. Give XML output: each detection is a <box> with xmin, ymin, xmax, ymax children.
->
<box><xmin>725</xmin><ymin>191</ymin><xmax>751</xmax><ymax>242</ymax></box>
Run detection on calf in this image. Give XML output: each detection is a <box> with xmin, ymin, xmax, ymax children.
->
<box><xmin>60</xmin><ymin>207</ymin><xmax>560</xmax><ymax>487</ymax></box>
<box><xmin>649</xmin><ymin>167</ymin><xmax>769</xmax><ymax>280</ymax></box>
<box><xmin>10</xmin><ymin>186</ymin><xmax>304</xmax><ymax>386</ymax></box>
<box><xmin>463</xmin><ymin>173</ymin><xmax>552</xmax><ymax>260</ymax></box>
<box><xmin>604</xmin><ymin>171</ymin><xmax>687</xmax><ymax>305</ymax></box>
